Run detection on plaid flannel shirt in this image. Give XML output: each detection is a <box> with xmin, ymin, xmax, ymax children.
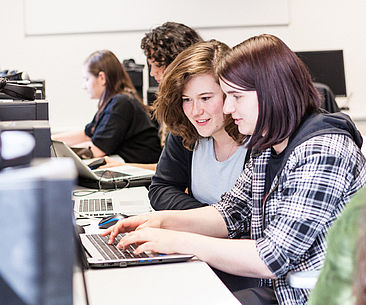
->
<box><xmin>213</xmin><ymin>133</ymin><xmax>366</xmax><ymax>305</ymax></box>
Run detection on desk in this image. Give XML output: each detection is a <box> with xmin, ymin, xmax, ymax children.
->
<box><xmin>74</xmin><ymin>260</ymin><xmax>241</xmax><ymax>305</ymax></box>
<box><xmin>73</xmin><ymin>188</ymin><xmax>240</xmax><ymax>305</ymax></box>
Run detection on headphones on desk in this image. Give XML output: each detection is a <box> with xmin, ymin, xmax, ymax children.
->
<box><xmin>0</xmin><ymin>77</ymin><xmax>36</xmax><ymax>100</ymax></box>
<box><xmin>0</xmin><ymin>130</ymin><xmax>35</xmax><ymax>171</ymax></box>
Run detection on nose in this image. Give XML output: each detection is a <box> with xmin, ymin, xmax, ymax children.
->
<box><xmin>192</xmin><ymin>100</ymin><xmax>204</xmax><ymax>116</ymax></box>
<box><xmin>150</xmin><ymin>66</ymin><xmax>157</xmax><ymax>77</ymax></box>
<box><xmin>223</xmin><ymin>96</ymin><xmax>235</xmax><ymax>114</ymax></box>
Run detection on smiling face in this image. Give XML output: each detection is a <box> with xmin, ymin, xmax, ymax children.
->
<box><xmin>182</xmin><ymin>73</ymin><xmax>226</xmax><ymax>139</ymax></box>
<box><xmin>219</xmin><ymin>78</ymin><xmax>259</xmax><ymax>136</ymax></box>
<box><xmin>82</xmin><ymin>65</ymin><xmax>106</xmax><ymax>99</ymax></box>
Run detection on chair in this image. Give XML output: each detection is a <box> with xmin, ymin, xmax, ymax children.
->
<box><xmin>314</xmin><ymin>82</ymin><xmax>340</xmax><ymax>113</ymax></box>
<box><xmin>286</xmin><ymin>270</ymin><xmax>320</xmax><ymax>289</ymax></box>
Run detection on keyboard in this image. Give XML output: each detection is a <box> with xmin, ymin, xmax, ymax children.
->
<box><xmin>78</xmin><ymin>198</ymin><xmax>113</xmax><ymax>213</ymax></box>
<box><xmin>94</xmin><ymin>170</ymin><xmax>130</xmax><ymax>179</ymax></box>
<box><xmin>86</xmin><ymin>234</ymin><xmax>149</xmax><ymax>260</ymax></box>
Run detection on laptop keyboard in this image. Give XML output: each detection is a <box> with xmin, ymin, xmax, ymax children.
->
<box><xmin>79</xmin><ymin>198</ymin><xmax>113</xmax><ymax>213</ymax></box>
<box><xmin>86</xmin><ymin>234</ymin><xmax>149</xmax><ymax>260</ymax></box>
<box><xmin>94</xmin><ymin>170</ymin><xmax>130</xmax><ymax>179</ymax></box>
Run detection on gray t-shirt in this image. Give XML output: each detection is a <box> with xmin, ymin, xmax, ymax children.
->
<box><xmin>191</xmin><ymin>137</ymin><xmax>247</xmax><ymax>204</ymax></box>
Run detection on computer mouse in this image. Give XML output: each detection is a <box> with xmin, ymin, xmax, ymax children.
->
<box><xmin>74</xmin><ymin>224</ymin><xmax>85</xmax><ymax>235</ymax></box>
<box><xmin>98</xmin><ymin>213</ymin><xmax>127</xmax><ymax>229</ymax></box>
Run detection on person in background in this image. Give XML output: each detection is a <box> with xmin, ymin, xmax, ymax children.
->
<box><xmin>354</xmin><ymin>204</ymin><xmax>366</xmax><ymax>305</ymax></box>
<box><xmin>149</xmin><ymin>40</ymin><xmax>248</xmax><ymax>211</ymax></box>
<box><xmin>308</xmin><ymin>187</ymin><xmax>366</xmax><ymax>305</ymax></box>
<box><xmin>101</xmin><ymin>21</ymin><xmax>203</xmax><ymax>169</ymax></box>
<box><xmin>103</xmin><ymin>34</ymin><xmax>366</xmax><ymax>305</ymax></box>
<box><xmin>53</xmin><ymin>50</ymin><xmax>161</xmax><ymax>164</ymax></box>
<box><xmin>141</xmin><ymin>21</ymin><xmax>203</xmax><ymax>146</ymax></box>
<box><xmin>141</xmin><ymin>21</ymin><xmax>203</xmax><ymax>85</ymax></box>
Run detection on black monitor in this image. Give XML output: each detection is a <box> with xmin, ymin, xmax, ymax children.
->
<box><xmin>0</xmin><ymin>158</ymin><xmax>76</xmax><ymax>305</ymax></box>
<box><xmin>295</xmin><ymin>50</ymin><xmax>347</xmax><ymax>97</ymax></box>
<box><xmin>0</xmin><ymin>100</ymin><xmax>48</xmax><ymax>121</ymax></box>
<box><xmin>0</xmin><ymin>120</ymin><xmax>51</xmax><ymax>157</ymax></box>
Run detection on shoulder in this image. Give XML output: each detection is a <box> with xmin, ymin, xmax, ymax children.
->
<box><xmin>108</xmin><ymin>94</ymin><xmax>142</xmax><ymax>112</ymax></box>
<box><xmin>291</xmin><ymin>133</ymin><xmax>360</xmax><ymax>162</ymax></box>
<box><xmin>166</xmin><ymin>133</ymin><xmax>187</xmax><ymax>150</ymax></box>
<box><xmin>165</xmin><ymin>133</ymin><xmax>192</xmax><ymax>157</ymax></box>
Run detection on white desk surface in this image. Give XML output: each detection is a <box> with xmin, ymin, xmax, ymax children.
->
<box><xmin>74</xmin><ymin>259</ymin><xmax>241</xmax><ymax>305</ymax></box>
<box><xmin>74</xmin><ymin>187</ymin><xmax>240</xmax><ymax>305</ymax></box>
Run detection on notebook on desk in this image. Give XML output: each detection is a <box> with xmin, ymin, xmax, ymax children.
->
<box><xmin>51</xmin><ymin>140</ymin><xmax>154</xmax><ymax>183</ymax></box>
<box><xmin>79</xmin><ymin>232</ymin><xmax>193</xmax><ymax>268</ymax></box>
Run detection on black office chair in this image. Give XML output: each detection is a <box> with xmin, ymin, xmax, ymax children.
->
<box><xmin>314</xmin><ymin>82</ymin><xmax>340</xmax><ymax>113</ymax></box>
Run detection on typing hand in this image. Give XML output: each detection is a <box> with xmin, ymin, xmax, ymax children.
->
<box><xmin>101</xmin><ymin>212</ymin><xmax>164</xmax><ymax>244</ymax></box>
<box><xmin>117</xmin><ymin>227</ymin><xmax>187</xmax><ymax>255</ymax></box>
<box><xmin>98</xmin><ymin>156</ymin><xmax>123</xmax><ymax>169</ymax></box>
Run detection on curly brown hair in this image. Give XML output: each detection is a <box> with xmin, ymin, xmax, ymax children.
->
<box><xmin>154</xmin><ymin>40</ymin><xmax>244</xmax><ymax>150</ymax></box>
<box><xmin>140</xmin><ymin>22</ymin><xmax>203</xmax><ymax>67</ymax></box>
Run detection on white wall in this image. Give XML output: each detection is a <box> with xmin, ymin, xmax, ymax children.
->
<box><xmin>1</xmin><ymin>0</ymin><xmax>366</xmax><ymax>133</ymax></box>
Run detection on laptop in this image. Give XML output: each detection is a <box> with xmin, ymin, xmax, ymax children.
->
<box><xmin>73</xmin><ymin>186</ymin><xmax>153</xmax><ymax>218</ymax></box>
<box><xmin>51</xmin><ymin>140</ymin><xmax>155</xmax><ymax>183</ymax></box>
<box><xmin>78</xmin><ymin>231</ymin><xmax>193</xmax><ymax>268</ymax></box>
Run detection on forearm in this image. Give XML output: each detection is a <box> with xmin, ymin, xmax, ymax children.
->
<box><xmin>73</xmin><ymin>140</ymin><xmax>106</xmax><ymax>158</ymax></box>
<box><xmin>179</xmin><ymin>233</ymin><xmax>275</xmax><ymax>279</ymax></box>
<box><xmin>52</xmin><ymin>130</ymin><xmax>89</xmax><ymax>146</ymax></box>
<box><xmin>160</xmin><ymin>206</ymin><xmax>228</xmax><ymax>238</ymax></box>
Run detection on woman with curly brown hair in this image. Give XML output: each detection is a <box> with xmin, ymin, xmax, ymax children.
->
<box><xmin>148</xmin><ymin>40</ymin><xmax>248</xmax><ymax>211</ymax></box>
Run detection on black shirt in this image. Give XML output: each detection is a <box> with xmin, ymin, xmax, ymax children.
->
<box><xmin>264</xmin><ymin>147</ymin><xmax>287</xmax><ymax>196</ymax></box>
<box><xmin>85</xmin><ymin>94</ymin><xmax>162</xmax><ymax>163</ymax></box>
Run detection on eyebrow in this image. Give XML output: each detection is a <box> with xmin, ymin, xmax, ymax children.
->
<box><xmin>182</xmin><ymin>92</ymin><xmax>214</xmax><ymax>97</ymax></box>
<box><xmin>226</xmin><ymin>90</ymin><xmax>242</xmax><ymax>94</ymax></box>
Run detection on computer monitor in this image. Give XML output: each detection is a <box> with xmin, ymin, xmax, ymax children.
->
<box><xmin>295</xmin><ymin>50</ymin><xmax>347</xmax><ymax>97</ymax></box>
<box><xmin>0</xmin><ymin>120</ymin><xmax>51</xmax><ymax>158</ymax></box>
<box><xmin>0</xmin><ymin>100</ymin><xmax>48</xmax><ymax>121</ymax></box>
<box><xmin>0</xmin><ymin>158</ymin><xmax>76</xmax><ymax>305</ymax></box>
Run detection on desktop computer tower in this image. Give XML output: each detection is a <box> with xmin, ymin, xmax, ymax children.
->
<box><xmin>123</xmin><ymin>59</ymin><xmax>144</xmax><ymax>100</ymax></box>
<box><xmin>0</xmin><ymin>158</ymin><xmax>76</xmax><ymax>305</ymax></box>
<box><xmin>0</xmin><ymin>120</ymin><xmax>51</xmax><ymax>158</ymax></box>
<box><xmin>0</xmin><ymin>100</ymin><xmax>49</xmax><ymax>121</ymax></box>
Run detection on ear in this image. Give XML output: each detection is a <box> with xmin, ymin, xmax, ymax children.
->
<box><xmin>98</xmin><ymin>71</ymin><xmax>106</xmax><ymax>86</ymax></box>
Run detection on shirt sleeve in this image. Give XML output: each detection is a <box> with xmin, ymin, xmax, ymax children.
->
<box><xmin>256</xmin><ymin>137</ymin><xmax>359</xmax><ymax>277</ymax></box>
<box><xmin>308</xmin><ymin>188</ymin><xmax>366</xmax><ymax>305</ymax></box>
<box><xmin>148</xmin><ymin>133</ymin><xmax>208</xmax><ymax>210</ymax></box>
<box><xmin>91</xmin><ymin>96</ymin><xmax>132</xmax><ymax>154</ymax></box>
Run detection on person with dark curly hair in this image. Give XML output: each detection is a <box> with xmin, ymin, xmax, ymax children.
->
<box><xmin>141</xmin><ymin>21</ymin><xmax>202</xmax><ymax>84</ymax></box>
<box><xmin>101</xmin><ymin>22</ymin><xmax>202</xmax><ymax>167</ymax></box>
<box><xmin>149</xmin><ymin>40</ymin><xmax>248</xmax><ymax>211</ymax></box>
